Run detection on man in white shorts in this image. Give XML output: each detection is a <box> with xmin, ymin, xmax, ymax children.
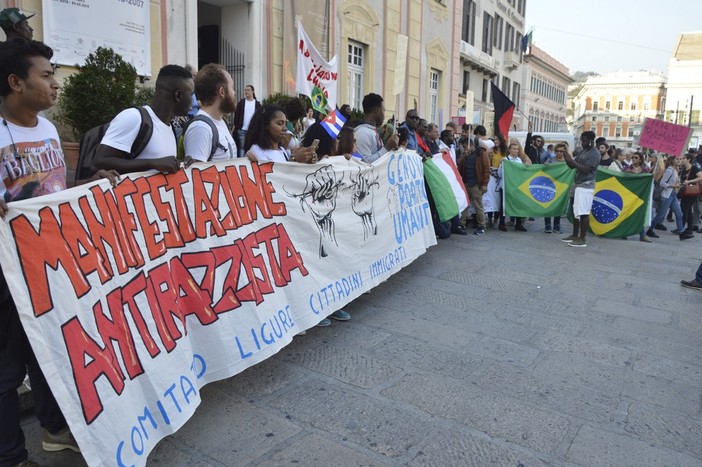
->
<box><xmin>183</xmin><ymin>63</ymin><xmax>237</xmax><ymax>162</ymax></box>
<box><xmin>95</xmin><ymin>64</ymin><xmax>194</xmax><ymax>174</ymax></box>
<box><xmin>562</xmin><ymin>130</ymin><xmax>600</xmax><ymax>248</ymax></box>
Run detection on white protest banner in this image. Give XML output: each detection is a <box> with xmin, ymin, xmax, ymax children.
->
<box><xmin>296</xmin><ymin>19</ymin><xmax>338</xmax><ymax>112</ymax></box>
<box><xmin>42</xmin><ymin>0</ymin><xmax>151</xmax><ymax>76</ymax></box>
<box><xmin>393</xmin><ymin>34</ymin><xmax>408</xmax><ymax>96</ymax></box>
<box><xmin>483</xmin><ymin>111</ymin><xmax>495</xmax><ymax>137</ymax></box>
<box><xmin>0</xmin><ymin>153</ymin><xmax>435</xmax><ymax>467</ymax></box>
<box><xmin>465</xmin><ymin>90</ymin><xmax>474</xmax><ymax>124</ymax></box>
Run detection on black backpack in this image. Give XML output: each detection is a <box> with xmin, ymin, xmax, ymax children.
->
<box><xmin>459</xmin><ymin>149</ymin><xmax>478</xmax><ymax>183</ymax></box>
<box><xmin>74</xmin><ymin>106</ymin><xmax>153</xmax><ymax>184</ymax></box>
<box><xmin>176</xmin><ymin>114</ymin><xmax>222</xmax><ymax>162</ymax></box>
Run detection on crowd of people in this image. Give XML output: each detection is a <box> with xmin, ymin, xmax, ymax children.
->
<box><xmin>2</xmin><ymin>6</ymin><xmax>702</xmax><ymax>465</ymax></box>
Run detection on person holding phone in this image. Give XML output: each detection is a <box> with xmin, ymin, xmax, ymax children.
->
<box><xmin>244</xmin><ymin>105</ymin><xmax>316</xmax><ymax>163</ymax></box>
<box><xmin>354</xmin><ymin>93</ymin><xmax>398</xmax><ymax>163</ymax></box>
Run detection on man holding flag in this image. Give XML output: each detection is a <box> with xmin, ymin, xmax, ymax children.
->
<box><xmin>354</xmin><ymin>93</ymin><xmax>398</xmax><ymax>163</ymax></box>
<box><xmin>561</xmin><ymin>131</ymin><xmax>601</xmax><ymax>248</ymax></box>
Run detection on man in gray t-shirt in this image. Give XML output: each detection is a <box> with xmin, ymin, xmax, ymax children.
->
<box><xmin>561</xmin><ymin>131</ymin><xmax>600</xmax><ymax>247</ymax></box>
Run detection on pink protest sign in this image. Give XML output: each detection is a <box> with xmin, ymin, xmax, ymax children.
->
<box><xmin>639</xmin><ymin>118</ymin><xmax>693</xmax><ymax>156</ymax></box>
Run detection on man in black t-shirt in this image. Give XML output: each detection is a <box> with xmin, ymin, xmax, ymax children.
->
<box><xmin>598</xmin><ymin>142</ymin><xmax>614</xmax><ymax>167</ymax></box>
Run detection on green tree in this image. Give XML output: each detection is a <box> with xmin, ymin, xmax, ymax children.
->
<box><xmin>57</xmin><ymin>47</ymin><xmax>137</xmax><ymax>140</ymax></box>
<box><xmin>133</xmin><ymin>85</ymin><xmax>155</xmax><ymax>107</ymax></box>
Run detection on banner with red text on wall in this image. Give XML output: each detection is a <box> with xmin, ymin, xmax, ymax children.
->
<box><xmin>0</xmin><ymin>151</ymin><xmax>435</xmax><ymax>467</ymax></box>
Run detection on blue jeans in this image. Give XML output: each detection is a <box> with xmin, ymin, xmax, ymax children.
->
<box><xmin>1</xmin><ymin>285</ymin><xmax>67</xmax><ymax>466</ymax></box>
<box><xmin>651</xmin><ymin>192</ymin><xmax>684</xmax><ymax>232</ymax></box>
<box><xmin>544</xmin><ymin>217</ymin><xmax>561</xmax><ymax>230</ymax></box>
<box><xmin>237</xmin><ymin>129</ymin><xmax>247</xmax><ymax>158</ymax></box>
<box><xmin>696</xmin><ymin>262</ymin><xmax>702</xmax><ymax>283</ymax></box>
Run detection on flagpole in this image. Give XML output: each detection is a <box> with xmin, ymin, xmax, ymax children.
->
<box><xmin>515</xmin><ymin>107</ymin><xmax>530</xmax><ymax>120</ymax></box>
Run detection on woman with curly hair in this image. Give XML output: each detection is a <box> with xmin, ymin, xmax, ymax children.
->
<box><xmin>244</xmin><ymin>104</ymin><xmax>317</xmax><ymax>163</ymax></box>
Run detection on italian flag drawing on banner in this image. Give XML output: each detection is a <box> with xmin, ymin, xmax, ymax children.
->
<box><xmin>423</xmin><ymin>152</ymin><xmax>470</xmax><ymax>222</ymax></box>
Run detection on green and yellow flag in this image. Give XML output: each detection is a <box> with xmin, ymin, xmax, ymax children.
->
<box><xmin>503</xmin><ymin>161</ymin><xmax>574</xmax><ymax>217</ymax></box>
<box><xmin>589</xmin><ymin>168</ymin><xmax>652</xmax><ymax>238</ymax></box>
<box><xmin>310</xmin><ymin>86</ymin><xmax>328</xmax><ymax>114</ymax></box>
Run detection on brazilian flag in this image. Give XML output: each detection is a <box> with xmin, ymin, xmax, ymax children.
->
<box><xmin>310</xmin><ymin>86</ymin><xmax>328</xmax><ymax>113</ymax></box>
<box><xmin>503</xmin><ymin>161</ymin><xmax>574</xmax><ymax>217</ymax></box>
<box><xmin>589</xmin><ymin>168</ymin><xmax>652</xmax><ymax>238</ymax></box>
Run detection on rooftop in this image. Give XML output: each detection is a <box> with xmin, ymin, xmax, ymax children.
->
<box><xmin>673</xmin><ymin>32</ymin><xmax>702</xmax><ymax>61</ymax></box>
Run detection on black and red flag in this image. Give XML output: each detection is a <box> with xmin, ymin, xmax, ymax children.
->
<box><xmin>490</xmin><ymin>82</ymin><xmax>516</xmax><ymax>141</ymax></box>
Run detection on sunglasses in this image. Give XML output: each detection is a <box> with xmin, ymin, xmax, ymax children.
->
<box><xmin>408</xmin><ymin>116</ymin><xmax>419</xmax><ymax>120</ymax></box>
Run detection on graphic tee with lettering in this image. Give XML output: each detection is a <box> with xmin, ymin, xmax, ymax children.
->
<box><xmin>0</xmin><ymin>116</ymin><xmax>66</xmax><ymax>202</ymax></box>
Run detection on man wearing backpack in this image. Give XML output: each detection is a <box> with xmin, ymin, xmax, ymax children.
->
<box><xmin>458</xmin><ymin>136</ymin><xmax>491</xmax><ymax>235</ymax></box>
<box><xmin>0</xmin><ymin>38</ymin><xmax>119</xmax><ymax>467</ymax></box>
<box><xmin>182</xmin><ymin>63</ymin><xmax>238</xmax><ymax>162</ymax></box>
<box><xmin>94</xmin><ymin>64</ymin><xmax>194</xmax><ymax>174</ymax></box>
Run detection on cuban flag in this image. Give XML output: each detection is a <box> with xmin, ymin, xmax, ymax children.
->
<box><xmin>320</xmin><ymin>108</ymin><xmax>347</xmax><ymax>139</ymax></box>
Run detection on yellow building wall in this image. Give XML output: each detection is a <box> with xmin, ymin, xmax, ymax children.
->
<box><xmin>270</xmin><ymin>0</ymin><xmax>285</xmax><ymax>94</ymax></box>
<box><xmin>263</xmin><ymin>0</ymin><xmax>455</xmax><ymax>122</ymax></box>
<box><xmin>150</xmin><ymin>0</ymin><xmax>164</xmax><ymax>76</ymax></box>
<box><xmin>338</xmin><ymin>0</ymin><xmax>379</xmax><ymax>111</ymax></box>
<box><xmin>383</xmin><ymin>0</ymin><xmax>402</xmax><ymax>118</ymax></box>
<box><xmin>406</xmin><ymin>0</ymin><xmax>421</xmax><ymax>111</ymax></box>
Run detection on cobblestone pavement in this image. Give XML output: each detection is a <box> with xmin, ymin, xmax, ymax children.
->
<box><xmin>23</xmin><ymin>218</ymin><xmax>702</xmax><ymax>466</ymax></box>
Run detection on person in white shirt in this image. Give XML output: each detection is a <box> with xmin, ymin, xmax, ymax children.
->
<box><xmin>302</xmin><ymin>108</ymin><xmax>316</xmax><ymax>132</ymax></box>
<box><xmin>183</xmin><ymin>63</ymin><xmax>238</xmax><ymax>162</ymax></box>
<box><xmin>233</xmin><ymin>84</ymin><xmax>261</xmax><ymax>157</ymax></box>
<box><xmin>95</xmin><ymin>64</ymin><xmax>194</xmax><ymax>174</ymax></box>
<box><xmin>244</xmin><ymin>104</ymin><xmax>317</xmax><ymax>163</ymax></box>
<box><xmin>0</xmin><ymin>37</ymin><xmax>119</xmax><ymax>467</ymax></box>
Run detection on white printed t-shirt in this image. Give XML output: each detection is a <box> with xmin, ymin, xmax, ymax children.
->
<box><xmin>249</xmin><ymin>144</ymin><xmax>288</xmax><ymax>162</ymax></box>
<box><xmin>184</xmin><ymin>109</ymin><xmax>237</xmax><ymax>162</ymax></box>
<box><xmin>100</xmin><ymin>105</ymin><xmax>176</xmax><ymax>159</ymax></box>
<box><xmin>0</xmin><ymin>116</ymin><xmax>66</xmax><ymax>202</ymax></box>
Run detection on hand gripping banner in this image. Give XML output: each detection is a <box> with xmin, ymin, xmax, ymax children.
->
<box><xmin>0</xmin><ymin>152</ymin><xmax>435</xmax><ymax>467</ymax></box>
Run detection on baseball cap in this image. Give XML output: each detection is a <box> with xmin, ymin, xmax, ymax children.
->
<box><xmin>0</xmin><ymin>8</ymin><xmax>35</xmax><ymax>30</ymax></box>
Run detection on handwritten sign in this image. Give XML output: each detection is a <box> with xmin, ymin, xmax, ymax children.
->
<box><xmin>639</xmin><ymin>118</ymin><xmax>693</xmax><ymax>156</ymax></box>
<box><xmin>0</xmin><ymin>153</ymin><xmax>435</xmax><ymax>467</ymax></box>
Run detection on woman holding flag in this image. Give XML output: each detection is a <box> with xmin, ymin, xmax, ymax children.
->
<box><xmin>497</xmin><ymin>140</ymin><xmax>531</xmax><ymax>232</ymax></box>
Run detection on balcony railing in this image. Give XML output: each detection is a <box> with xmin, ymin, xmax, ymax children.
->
<box><xmin>460</xmin><ymin>40</ymin><xmax>498</xmax><ymax>76</ymax></box>
<box><xmin>503</xmin><ymin>51</ymin><xmax>520</xmax><ymax>70</ymax></box>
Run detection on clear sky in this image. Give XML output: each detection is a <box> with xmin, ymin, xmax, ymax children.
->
<box><xmin>524</xmin><ymin>0</ymin><xmax>702</xmax><ymax>75</ymax></box>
